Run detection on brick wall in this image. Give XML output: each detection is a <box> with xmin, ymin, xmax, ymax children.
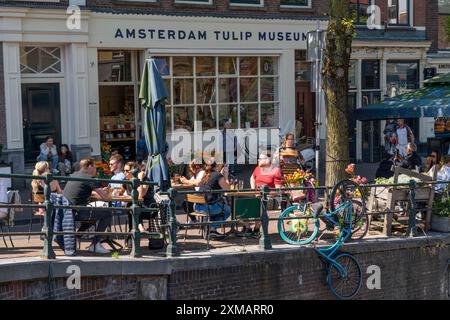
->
<box><xmin>87</xmin><ymin>0</ymin><xmax>330</xmax><ymax>17</ymax></box>
<box><xmin>426</xmin><ymin>0</ymin><xmax>439</xmax><ymax>52</ymax></box>
<box><xmin>0</xmin><ymin>237</ymin><xmax>449</xmax><ymax>300</ymax></box>
<box><xmin>0</xmin><ymin>43</ymin><xmax>6</xmax><ymax>150</ymax></box>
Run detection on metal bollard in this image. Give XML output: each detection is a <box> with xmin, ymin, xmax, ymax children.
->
<box><xmin>407</xmin><ymin>179</ymin><xmax>417</xmax><ymax>237</ymax></box>
<box><xmin>166</xmin><ymin>188</ymin><xmax>180</xmax><ymax>257</ymax></box>
<box><xmin>259</xmin><ymin>185</ymin><xmax>272</xmax><ymax>250</ymax></box>
<box><xmin>41</xmin><ymin>173</ymin><xmax>56</xmax><ymax>259</ymax></box>
<box><xmin>130</xmin><ymin>169</ymin><xmax>142</xmax><ymax>257</ymax></box>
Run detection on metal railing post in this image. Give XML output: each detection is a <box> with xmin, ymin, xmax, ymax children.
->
<box><xmin>408</xmin><ymin>179</ymin><xmax>417</xmax><ymax>237</ymax></box>
<box><xmin>166</xmin><ymin>188</ymin><xmax>180</xmax><ymax>257</ymax></box>
<box><xmin>130</xmin><ymin>169</ymin><xmax>141</xmax><ymax>257</ymax></box>
<box><xmin>41</xmin><ymin>173</ymin><xmax>55</xmax><ymax>259</ymax></box>
<box><xmin>259</xmin><ymin>184</ymin><xmax>272</xmax><ymax>250</ymax></box>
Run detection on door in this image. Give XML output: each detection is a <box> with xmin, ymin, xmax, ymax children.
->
<box><xmin>22</xmin><ymin>83</ymin><xmax>61</xmax><ymax>162</ymax></box>
<box><xmin>295</xmin><ymin>81</ymin><xmax>315</xmax><ymax>139</ymax></box>
<box><xmin>362</xmin><ymin>121</ymin><xmax>381</xmax><ymax>163</ymax></box>
<box><xmin>348</xmin><ymin>93</ymin><xmax>357</xmax><ymax>162</ymax></box>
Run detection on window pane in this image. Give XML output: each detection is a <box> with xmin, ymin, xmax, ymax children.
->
<box><xmin>219</xmin><ymin>105</ymin><xmax>238</xmax><ymax>129</ymax></box>
<box><xmin>21</xmin><ymin>47</ymin><xmax>62</xmax><ymax>74</ymax></box>
<box><xmin>196</xmin><ymin>57</ymin><xmax>215</xmax><ymax>76</ymax></box>
<box><xmin>361</xmin><ymin>91</ymin><xmax>381</xmax><ymax>107</ymax></box>
<box><xmin>350</xmin><ymin>0</ymin><xmax>369</xmax><ymax>24</ymax></box>
<box><xmin>280</xmin><ymin>0</ymin><xmax>308</xmax><ymax>6</ymax></box>
<box><xmin>239</xmin><ymin>57</ymin><xmax>258</xmax><ymax>76</ymax></box>
<box><xmin>164</xmin><ymin>79</ymin><xmax>171</xmax><ymax>103</ymax></box>
<box><xmin>219</xmin><ymin>57</ymin><xmax>237</xmax><ymax>75</ymax></box>
<box><xmin>361</xmin><ymin>60</ymin><xmax>380</xmax><ymax>90</ymax></box>
<box><xmin>240</xmin><ymin>104</ymin><xmax>258</xmax><ymax>129</ymax></box>
<box><xmin>260</xmin><ymin>104</ymin><xmax>278</xmax><ymax>128</ymax></box>
<box><xmin>388</xmin><ymin>0</ymin><xmax>398</xmax><ymax>24</ymax></box>
<box><xmin>261</xmin><ymin>77</ymin><xmax>278</xmax><ymax>102</ymax></box>
<box><xmin>386</xmin><ymin>61</ymin><xmax>419</xmax><ymax>97</ymax></box>
<box><xmin>166</xmin><ymin>106</ymin><xmax>172</xmax><ymax>132</ymax></box>
<box><xmin>219</xmin><ymin>78</ymin><xmax>238</xmax><ymax>103</ymax></box>
<box><xmin>196</xmin><ymin>106</ymin><xmax>216</xmax><ymax>130</ymax></box>
<box><xmin>348</xmin><ymin>60</ymin><xmax>357</xmax><ymax>89</ymax></box>
<box><xmin>197</xmin><ymin>78</ymin><xmax>216</xmax><ymax>104</ymax></box>
<box><xmin>295</xmin><ymin>50</ymin><xmax>310</xmax><ymax>81</ymax></box>
<box><xmin>398</xmin><ymin>0</ymin><xmax>408</xmax><ymax>24</ymax></box>
<box><xmin>230</xmin><ymin>0</ymin><xmax>261</xmax><ymax>4</ymax></box>
<box><xmin>154</xmin><ymin>57</ymin><xmax>170</xmax><ymax>76</ymax></box>
<box><xmin>173</xmin><ymin>78</ymin><xmax>194</xmax><ymax>105</ymax></box>
<box><xmin>173</xmin><ymin>57</ymin><xmax>193</xmax><ymax>76</ymax></box>
<box><xmin>240</xmin><ymin>78</ymin><xmax>258</xmax><ymax>102</ymax></box>
<box><xmin>173</xmin><ymin>106</ymin><xmax>194</xmax><ymax>131</ymax></box>
<box><xmin>98</xmin><ymin>51</ymin><xmax>132</xmax><ymax>82</ymax></box>
<box><xmin>261</xmin><ymin>57</ymin><xmax>278</xmax><ymax>75</ymax></box>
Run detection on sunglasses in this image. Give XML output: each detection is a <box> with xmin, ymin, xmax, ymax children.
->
<box><xmin>109</xmin><ymin>162</ymin><xmax>116</xmax><ymax>166</ymax></box>
<box><xmin>124</xmin><ymin>169</ymin><xmax>131</xmax><ymax>173</ymax></box>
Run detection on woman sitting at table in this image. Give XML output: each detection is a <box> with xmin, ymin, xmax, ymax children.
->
<box><xmin>272</xmin><ymin>133</ymin><xmax>305</xmax><ymax>169</ymax></box>
<box><xmin>194</xmin><ymin>160</ymin><xmax>231</xmax><ymax>239</ymax></box>
<box><xmin>179</xmin><ymin>159</ymin><xmax>205</xmax><ymax>189</ymax></box>
<box><xmin>32</xmin><ymin>161</ymin><xmax>63</xmax><ymax>196</ymax></box>
<box><xmin>243</xmin><ymin>152</ymin><xmax>284</xmax><ymax>235</ymax></box>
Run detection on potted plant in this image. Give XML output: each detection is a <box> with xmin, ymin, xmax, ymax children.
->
<box><xmin>431</xmin><ymin>187</ymin><xmax>450</xmax><ymax>233</ymax></box>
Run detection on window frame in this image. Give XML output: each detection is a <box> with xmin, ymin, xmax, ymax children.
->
<box><xmin>174</xmin><ymin>0</ymin><xmax>213</xmax><ymax>4</ymax></box>
<box><xmin>279</xmin><ymin>0</ymin><xmax>311</xmax><ymax>9</ymax></box>
<box><xmin>388</xmin><ymin>0</ymin><xmax>411</xmax><ymax>26</ymax></box>
<box><xmin>350</xmin><ymin>0</ymin><xmax>372</xmax><ymax>25</ymax></box>
<box><xmin>156</xmin><ymin>55</ymin><xmax>280</xmax><ymax>132</ymax></box>
<box><xmin>229</xmin><ymin>0</ymin><xmax>264</xmax><ymax>8</ymax></box>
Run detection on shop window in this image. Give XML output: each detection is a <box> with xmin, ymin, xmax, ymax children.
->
<box><xmin>361</xmin><ymin>60</ymin><xmax>380</xmax><ymax>90</ymax></box>
<box><xmin>388</xmin><ymin>0</ymin><xmax>410</xmax><ymax>25</ymax></box>
<box><xmin>280</xmin><ymin>0</ymin><xmax>310</xmax><ymax>7</ymax></box>
<box><xmin>20</xmin><ymin>47</ymin><xmax>62</xmax><ymax>74</ymax></box>
<box><xmin>350</xmin><ymin>0</ymin><xmax>371</xmax><ymax>25</ymax></box>
<box><xmin>386</xmin><ymin>61</ymin><xmax>419</xmax><ymax>97</ymax></box>
<box><xmin>229</xmin><ymin>0</ymin><xmax>263</xmax><ymax>6</ymax></box>
<box><xmin>98</xmin><ymin>51</ymin><xmax>132</xmax><ymax>82</ymax></box>
<box><xmin>163</xmin><ymin>56</ymin><xmax>279</xmax><ymax>132</ymax></box>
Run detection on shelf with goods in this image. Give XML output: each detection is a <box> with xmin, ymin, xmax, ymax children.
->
<box><xmin>100</xmin><ymin>114</ymin><xmax>137</xmax><ymax>161</ymax></box>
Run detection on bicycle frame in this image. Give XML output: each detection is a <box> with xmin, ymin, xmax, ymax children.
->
<box><xmin>315</xmin><ymin>201</ymin><xmax>354</xmax><ymax>276</ymax></box>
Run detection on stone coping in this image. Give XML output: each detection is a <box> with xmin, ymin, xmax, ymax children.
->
<box><xmin>1</xmin><ymin>233</ymin><xmax>449</xmax><ymax>283</ymax></box>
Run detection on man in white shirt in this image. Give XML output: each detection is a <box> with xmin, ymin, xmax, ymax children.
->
<box><xmin>108</xmin><ymin>154</ymin><xmax>125</xmax><ymax>190</ymax></box>
<box><xmin>396</xmin><ymin>119</ymin><xmax>415</xmax><ymax>158</ymax></box>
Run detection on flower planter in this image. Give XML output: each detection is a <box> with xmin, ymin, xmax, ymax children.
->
<box><xmin>431</xmin><ymin>215</ymin><xmax>450</xmax><ymax>233</ymax></box>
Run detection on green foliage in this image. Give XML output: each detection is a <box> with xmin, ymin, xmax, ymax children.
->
<box><xmin>445</xmin><ymin>16</ymin><xmax>450</xmax><ymax>42</ymax></box>
<box><xmin>435</xmin><ymin>186</ymin><xmax>450</xmax><ymax>217</ymax></box>
<box><xmin>111</xmin><ymin>251</ymin><xmax>120</xmax><ymax>259</ymax></box>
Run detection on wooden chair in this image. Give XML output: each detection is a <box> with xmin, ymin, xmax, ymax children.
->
<box><xmin>184</xmin><ymin>193</ymin><xmax>225</xmax><ymax>250</ymax></box>
<box><xmin>368</xmin><ymin>166</ymin><xmax>437</xmax><ymax>236</ymax></box>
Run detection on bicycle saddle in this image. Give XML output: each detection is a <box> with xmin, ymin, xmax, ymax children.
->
<box><xmin>311</xmin><ymin>202</ymin><xmax>324</xmax><ymax>217</ymax></box>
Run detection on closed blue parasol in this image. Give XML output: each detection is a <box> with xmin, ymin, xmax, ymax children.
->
<box><xmin>139</xmin><ymin>58</ymin><xmax>169</xmax><ymax>191</ymax></box>
<box><xmin>354</xmin><ymin>73</ymin><xmax>450</xmax><ymax>120</ymax></box>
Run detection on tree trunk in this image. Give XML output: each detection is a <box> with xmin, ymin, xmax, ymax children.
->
<box><xmin>323</xmin><ymin>0</ymin><xmax>354</xmax><ymax>187</ymax></box>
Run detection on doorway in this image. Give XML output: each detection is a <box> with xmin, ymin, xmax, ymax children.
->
<box><xmin>362</xmin><ymin>121</ymin><xmax>381</xmax><ymax>163</ymax></box>
<box><xmin>295</xmin><ymin>81</ymin><xmax>315</xmax><ymax>139</ymax></box>
<box><xmin>22</xmin><ymin>83</ymin><xmax>61</xmax><ymax>162</ymax></box>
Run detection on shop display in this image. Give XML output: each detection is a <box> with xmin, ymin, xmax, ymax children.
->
<box><xmin>100</xmin><ymin>114</ymin><xmax>136</xmax><ymax>160</ymax></box>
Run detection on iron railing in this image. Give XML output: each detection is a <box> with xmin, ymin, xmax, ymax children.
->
<box><xmin>0</xmin><ymin>172</ymin><xmax>449</xmax><ymax>258</ymax></box>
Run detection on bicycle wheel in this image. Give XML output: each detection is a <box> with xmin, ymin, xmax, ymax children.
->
<box><xmin>330</xmin><ymin>179</ymin><xmax>367</xmax><ymax>238</ymax></box>
<box><xmin>349</xmin><ymin>200</ymin><xmax>369</xmax><ymax>240</ymax></box>
<box><xmin>327</xmin><ymin>252</ymin><xmax>362</xmax><ymax>300</ymax></box>
<box><xmin>278</xmin><ymin>206</ymin><xmax>319</xmax><ymax>245</ymax></box>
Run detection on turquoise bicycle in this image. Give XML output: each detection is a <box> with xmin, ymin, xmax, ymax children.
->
<box><xmin>277</xmin><ymin>179</ymin><xmax>366</xmax><ymax>299</ymax></box>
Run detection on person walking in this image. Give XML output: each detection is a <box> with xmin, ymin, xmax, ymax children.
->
<box><xmin>395</xmin><ymin>119</ymin><xmax>415</xmax><ymax>158</ymax></box>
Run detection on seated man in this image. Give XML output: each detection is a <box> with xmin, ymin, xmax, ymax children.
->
<box><xmin>63</xmin><ymin>158</ymin><xmax>113</xmax><ymax>254</ymax></box>
<box><xmin>37</xmin><ymin>136</ymin><xmax>59</xmax><ymax>173</ymax></box>
<box><xmin>397</xmin><ymin>142</ymin><xmax>422</xmax><ymax>172</ymax></box>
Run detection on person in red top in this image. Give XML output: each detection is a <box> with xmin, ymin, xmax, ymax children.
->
<box><xmin>241</xmin><ymin>152</ymin><xmax>284</xmax><ymax>236</ymax></box>
<box><xmin>250</xmin><ymin>152</ymin><xmax>284</xmax><ymax>189</ymax></box>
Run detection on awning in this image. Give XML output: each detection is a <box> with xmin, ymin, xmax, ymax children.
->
<box><xmin>354</xmin><ymin>73</ymin><xmax>450</xmax><ymax>121</ymax></box>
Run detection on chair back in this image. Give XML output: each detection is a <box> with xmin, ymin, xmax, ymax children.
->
<box><xmin>186</xmin><ymin>193</ymin><xmax>207</xmax><ymax>204</ymax></box>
